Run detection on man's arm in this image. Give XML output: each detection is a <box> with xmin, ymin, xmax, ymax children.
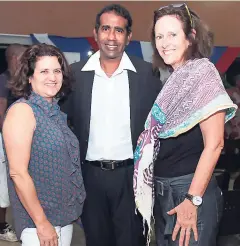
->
<box><xmin>59</xmin><ymin>92</ymin><xmax>74</xmax><ymax>130</ymax></box>
<box><xmin>146</xmin><ymin>62</ymin><xmax>163</xmax><ymax>96</ymax></box>
<box><xmin>59</xmin><ymin>61</ymin><xmax>85</xmax><ymax>125</ymax></box>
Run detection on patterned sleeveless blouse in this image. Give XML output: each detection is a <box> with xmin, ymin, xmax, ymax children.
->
<box><xmin>5</xmin><ymin>92</ymin><xmax>86</xmax><ymax>239</ymax></box>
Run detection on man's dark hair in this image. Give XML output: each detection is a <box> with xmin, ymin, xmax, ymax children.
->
<box><xmin>8</xmin><ymin>43</ymin><xmax>73</xmax><ymax>99</ymax></box>
<box><xmin>95</xmin><ymin>4</ymin><xmax>133</xmax><ymax>34</ymax></box>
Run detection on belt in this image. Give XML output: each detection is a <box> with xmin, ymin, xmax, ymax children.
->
<box><xmin>154</xmin><ymin>173</ymin><xmax>195</xmax><ymax>235</ymax></box>
<box><xmin>86</xmin><ymin>159</ymin><xmax>134</xmax><ymax>171</ymax></box>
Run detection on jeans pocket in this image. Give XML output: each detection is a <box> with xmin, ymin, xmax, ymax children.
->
<box><xmin>174</xmin><ymin>184</ymin><xmax>189</xmax><ymax>205</ymax></box>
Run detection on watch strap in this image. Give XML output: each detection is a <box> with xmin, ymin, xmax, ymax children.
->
<box><xmin>185</xmin><ymin>193</ymin><xmax>193</xmax><ymax>201</ymax></box>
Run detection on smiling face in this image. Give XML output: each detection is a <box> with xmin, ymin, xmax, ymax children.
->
<box><xmin>155</xmin><ymin>15</ymin><xmax>190</xmax><ymax>69</ymax></box>
<box><xmin>29</xmin><ymin>56</ymin><xmax>63</xmax><ymax>102</ymax></box>
<box><xmin>93</xmin><ymin>11</ymin><xmax>132</xmax><ymax>61</ymax></box>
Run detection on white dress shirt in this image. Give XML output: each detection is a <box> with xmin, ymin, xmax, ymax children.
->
<box><xmin>82</xmin><ymin>51</ymin><xmax>136</xmax><ymax>161</ymax></box>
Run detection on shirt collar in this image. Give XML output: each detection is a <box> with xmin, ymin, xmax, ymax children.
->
<box><xmin>28</xmin><ymin>91</ymin><xmax>60</xmax><ymax>117</ymax></box>
<box><xmin>81</xmin><ymin>51</ymin><xmax>137</xmax><ymax>76</ymax></box>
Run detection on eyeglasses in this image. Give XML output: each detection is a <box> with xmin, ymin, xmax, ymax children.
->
<box><xmin>157</xmin><ymin>3</ymin><xmax>193</xmax><ymax>28</ymax></box>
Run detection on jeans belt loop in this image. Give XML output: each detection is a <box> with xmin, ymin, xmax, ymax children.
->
<box><xmin>156</xmin><ymin>179</ymin><xmax>164</xmax><ymax>196</ymax></box>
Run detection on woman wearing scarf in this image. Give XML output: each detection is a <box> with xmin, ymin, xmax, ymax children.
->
<box><xmin>133</xmin><ymin>4</ymin><xmax>237</xmax><ymax>246</ymax></box>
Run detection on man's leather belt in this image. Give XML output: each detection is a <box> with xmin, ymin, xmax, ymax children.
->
<box><xmin>86</xmin><ymin>159</ymin><xmax>133</xmax><ymax>170</ymax></box>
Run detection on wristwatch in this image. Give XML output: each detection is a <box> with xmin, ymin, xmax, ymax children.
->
<box><xmin>185</xmin><ymin>193</ymin><xmax>202</xmax><ymax>206</ymax></box>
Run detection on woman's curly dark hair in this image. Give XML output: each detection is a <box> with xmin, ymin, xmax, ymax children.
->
<box><xmin>8</xmin><ymin>43</ymin><xmax>73</xmax><ymax>99</ymax></box>
<box><xmin>151</xmin><ymin>4</ymin><xmax>214</xmax><ymax>70</ymax></box>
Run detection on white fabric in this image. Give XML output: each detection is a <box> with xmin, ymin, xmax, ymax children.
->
<box><xmin>33</xmin><ymin>34</ymin><xmax>80</xmax><ymax>64</ymax></box>
<box><xmin>63</xmin><ymin>52</ymin><xmax>81</xmax><ymax>65</ymax></box>
<box><xmin>20</xmin><ymin>224</ymin><xmax>73</xmax><ymax>246</ymax></box>
<box><xmin>83</xmin><ymin>51</ymin><xmax>136</xmax><ymax>161</ymax></box>
<box><xmin>0</xmin><ymin>133</ymin><xmax>10</xmax><ymax>208</ymax></box>
<box><xmin>33</xmin><ymin>33</ymin><xmax>56</xmax><ymax>46</ymax></box>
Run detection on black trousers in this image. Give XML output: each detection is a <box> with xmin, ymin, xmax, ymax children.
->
<box><xmin>81</xmin><ymin>163</ymin><xmax>146</xmax><ymax>246</ymax></box>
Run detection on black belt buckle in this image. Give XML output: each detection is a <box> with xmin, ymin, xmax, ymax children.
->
<box><xmin>100</xmin><ymin>160</ymin><xmax>116</xmax><ymax>171</ymax></box>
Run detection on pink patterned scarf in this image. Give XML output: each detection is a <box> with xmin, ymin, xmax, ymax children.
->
<box><xmin>133</xmin><ymin>58</ymin><xmax>237</xmax><ymax>243</ymax></box>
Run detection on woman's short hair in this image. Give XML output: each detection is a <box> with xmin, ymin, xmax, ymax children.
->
<box><xmin>8</xmin><ymin>43</ymin><xmax>73</xmax><ymax>99</ymax></box>
<box><xmin>151</xmin><ymin>4</ymin><xmax>214</xmax><ymax>69</ymax></box>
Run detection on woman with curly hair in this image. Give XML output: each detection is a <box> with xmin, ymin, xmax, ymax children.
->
<box><xmin>2</xmin><ymin>43</ymin><xmax>86</xmax><ymax>246</ymax></box>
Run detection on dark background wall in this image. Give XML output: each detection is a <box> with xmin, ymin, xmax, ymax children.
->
<box><xmin>0</xmin><ymin>1</ymin><xmax>239</xmax><ymax>46</ymax></box>
<box><xmin>0</xmin><ymin>48</ymin><xmax>7</xmax><ymax>74</ymax></box>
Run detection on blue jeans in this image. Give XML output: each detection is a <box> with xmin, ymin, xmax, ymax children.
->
<box><xmin>154</xmin><ymin>173</ymin><xmax>223</xmax><ymax>246</ymax></box>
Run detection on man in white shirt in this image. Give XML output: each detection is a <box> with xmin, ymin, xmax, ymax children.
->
<box><xmin>61</xmin><ymin>4</ymin><xmax>162</xmax><ymax>246</ymax></box>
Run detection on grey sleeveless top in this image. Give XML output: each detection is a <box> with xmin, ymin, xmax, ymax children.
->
<box><xmin>5</xmin><ymin>92</ymin><xmax>86</xmax><ymax>238</ymax></box>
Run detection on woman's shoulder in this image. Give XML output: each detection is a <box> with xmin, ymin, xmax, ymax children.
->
<box><xmin>6</xmin><ymin>99</ymin><xmax>34</xmax><ymax>120</ymax></box>
<box><xmin>191</xmin><ymin>58</ymin><xmax>216</xmax><ymax>71</ymax></box>
<box><xmin>3</xmin><ymin>100</ymin><xmax>36</xmax><ymax>133</ymax></box>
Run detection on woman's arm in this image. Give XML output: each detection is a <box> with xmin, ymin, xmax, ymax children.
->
<box><xmin>3</xmin><ymin>103</ymin><xmax>58</xmax><ymax>245</ymax></box>
<box><xmin>188</xmin><ymin>110</ymin><xmax>225</xmax><ymax>196</ymax></box>
<box><xmin>168</xmin><ymin>110</ymin><xmax>225</xmax><ymax>246</ymax></box>
<box><xmin>3</xmin><ymin>103</ymin><xmax>47</xmax><ymax>224</ymax></box>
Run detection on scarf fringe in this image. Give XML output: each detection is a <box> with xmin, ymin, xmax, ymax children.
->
<box><xmin>136</xmin><ymin>188</ymin><xmax>156</xmax><ymax>246</ymax></box>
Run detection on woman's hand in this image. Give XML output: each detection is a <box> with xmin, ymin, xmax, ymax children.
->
<box><xmin>36</xmin><ymin>220</ymin><xmax>58</xmax><ymax>246</ymax></box>
<box><xmin>167</xmin><ymin>199</ymin><xmax>198</xmax><ymax>246</ymax></box>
